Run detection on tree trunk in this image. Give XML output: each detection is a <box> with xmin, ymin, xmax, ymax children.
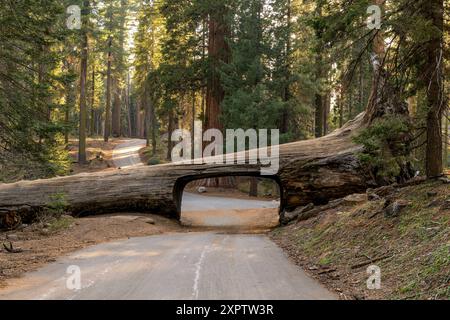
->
<box><xmin>280</xmin><ymin>0</ymin><xmax>292</xmax><ymax>134</ymax></box>
<box><xmin>90</xmin><ymin>68</ymin><xmax>95</xmax><ymax>137</ymax></box>
<box><xmin>338</xmin><ymin>84</ymin><xmax>344</xmax><ymax>128</ymax></box>
<box><xmin>444</xmin><ymin>112</ymin><xmax>448</xmax><ymax>168</ymax></box>
<box><xmin>167</xmin><ymin>110</ymin><xmax>174</xmax><ymax>161</ymax></box>
<box><xmin>78</xmin><ymin>0</ymin><xmax>89</xmax><ymax>165</ymax></box>
<box><xmin>314</xmin><ymin>4</ymin><xmax>325</xmax><ymax>138</ymax></box>
<box><xmin>423</xmin><ymin>0</ymin><xmax>444</xmax><ymax>178</ymax></box>
<box><xmin>205</xmin><ymin>9</ymin><xmax>229</xmax><ymax>133</ymax></box>
<box><xmin>104</xmin><ymin>36</ymin><xmax>112</xmax><ymax>142</ymax></box>
<box><xmin>112</xmin><ymin>78</ymin><xmax>121</xmax><ymax>138</ymax></box>
<box><xmin>249</xmin><ymin>177</ymin><xmax>258</xmax><ymax>197</ymax></box>
<box><xmin>126</xmin><ymin>72</ymin><xmax>132</xmax><ymax>138</ymax></box>
<box><xmin>64</xmin><ymin>60</ymin><xmax>75</xmax><ymax>145</ymax></box>
<box><xmin>314</xmin><ymin>92</ymin><xmax>324</xmax><ymax>138</ymax></box>
<box><xmin>323</xmin><ymin>91</ymin><xmax>330</xmax><ymax>135</ymax></box>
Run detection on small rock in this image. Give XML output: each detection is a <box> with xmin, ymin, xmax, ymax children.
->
<box><xmin>41</xmin><ymin>228</ymin><xmax>50</xmax><ymax>235</ymax></box>
<box><xmin>384</xmin><ymin>199</ymin><xmax>411</xmax><ymax>218</ymax></box>
<box><xmin>440</xmin><ymin>200</ymin><xmax>450</xmax><ymax>211</ymax></box>
<box><xmin>145</xmin><ymin>218</ymin><xmax>156</xmax><ymax>225</ymax></box>
<box><xmin>427</xmin><ymin>191</ymin><xmax>438</xmax><ymax>198</ymax></box>
<box><xmin>344</xmin><ymin>193</ymin><xmax>368</xmax><ymax>204</ymax></box>
<box><xmin>367</xmin><ymin>192</ymin><xmax>381</xmax><ymax>201</ymax></box>
<box><xmin>281</xmin><ymin>203</ymin><xmax>314</xmax><ymax>225</ymax></box>
<box><xmin>427</xmin><ymin>199</ymin><xmax>442</xmax><ymax>208</ymax></box>
<box><xmin>330</xmin><ymin>273</ymin><xmax>340</xmax><ymax>280</ymax></box>
<box><xmin>352</xmin><ymin>293</ymin><xmax>365</xmax><ymax>300</ymax></box>
<box><xmin>282</xmin><ymin>211</ymin><xmax>299</xmax><ymax>224</ymax></box>
<box><xmin>372</xmin><ymin>185</ymin><xmax>396</xmax><ymax>197</ymax></box>
<box><xmin>16</xmin><ymin>224</ymin><xmax>29</xmax><ymax>231</ymax></box>
<box><xmin>197</xmin><ymin>187</ymin><xmax>207</xmax><ymax>194</ymax></box>
<box><xmin>6</xmin><ymin>234</ymin><xmax>19</xmax><ymax>241</ymax></box>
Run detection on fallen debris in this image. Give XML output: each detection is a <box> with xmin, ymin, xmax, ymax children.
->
<box><xmin>2</xmin><ymin>242</ymin><xmax>23</xmax><ymax>254</ymax></box>
<box><xmin>351</xmin><ymin>254</ymin><xmax>393</xmax><ymax>270</ymax></box>
<box><xmin>384</xmin><ymin>199</ymin><xmax>411</xmax><ymax>218</ymax></box>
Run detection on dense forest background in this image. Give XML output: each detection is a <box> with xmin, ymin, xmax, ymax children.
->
<box><xmin>0</xmin><ymin>0</ymin><xmax>448</xmax><ymax>182</ymax></box>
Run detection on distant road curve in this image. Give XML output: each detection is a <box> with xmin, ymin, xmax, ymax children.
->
<box><xmin>112</xmin><ymin>139</ymin><xmax>146</xmax><ymax>169</ymax></box>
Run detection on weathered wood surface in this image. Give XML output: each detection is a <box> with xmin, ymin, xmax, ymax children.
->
<box><xmin>0</xmin><ymin>113</ymin><xmax>372</xmax><ymax>227</ymax></box>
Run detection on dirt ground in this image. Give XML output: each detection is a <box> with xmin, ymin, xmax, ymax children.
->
<box><xmin>182</xmin><ymin>208</ymin><xmax>280</xmax><ymax>233</ymax></box>
<box><xmin>0</xmin><ymin>213</ymin><xmax>184</xmax><ymax>288</ymax></box>
<box><xmin>271</xmin><ymin>179</ymin><xmax>450</xmax><ymax>300</ymax></box>
<box><xmin>68</xmin><ymin>138</ymin><xmax>124</xmax><ymax>175</ymax></box>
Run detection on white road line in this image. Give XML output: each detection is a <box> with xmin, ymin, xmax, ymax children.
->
<box><xmin>192</xmin><ymin>245</ymin><xmax>209</xmax><ymax>300</ymax></box>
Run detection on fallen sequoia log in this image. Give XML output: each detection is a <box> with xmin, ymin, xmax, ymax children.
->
<box><xmin>0</xmin><ymin>113</ymin><xmax>370</xmax><ymax>227</ymax></box>
<box><xmin>0</xmin><ymin>110</ymin><xmax>413</xmax><ymax>228</ymax></box>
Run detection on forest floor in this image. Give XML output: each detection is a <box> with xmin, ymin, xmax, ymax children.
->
<box><xmin>139</xmin><ymin>142</ymin><xmax>170</xmax><ymax>166</ymax></box>
<box><xmin>0</xmin><ymin>213</ymin><xmax>184</xmax><ymax>288</ymax></box>
<box><xmin>271</xmin><ymin>179</ymin><xmax>450</xmax><ymax>300</ymax></box>
<box><xmin>68</xmin><ymin>138</ymin><xmax>124</xmax><ymax>175</ymax></box>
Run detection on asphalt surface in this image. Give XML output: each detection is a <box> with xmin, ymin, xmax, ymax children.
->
<box><xmin>112</xmin><ymin>139</ymin><xmax>147</xmax><ymax>168</ymax></box>
<box><xmin>0</xmin><ymin>139</ymin><xmax>336</xmax><ymax>300</ymax></box>
<box><xmin>182</xmin><ymin>192</ymin><xmax>279</xmax><ymax>212</ymax></box>
<box><xmin>0</xmin><ymin>233</ymin><xmax>336</xmax><ymax>300</ymax></box>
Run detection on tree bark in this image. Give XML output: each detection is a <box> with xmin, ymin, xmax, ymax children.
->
<box><xmin>280</xmin><ymin>0</ymin><xmax>292</xmax><ymax>134</ymax></box>
<box><xmin>444</xmin><ymin>112</ymin><xmax>448</xmax><ymax>168</ymax></box>
<box><xmin>78</xmin><ymin>0</ymin><xmax>90</xmax><ymax>165</ymax></box>
<box><xmin>90</xmin><ymin>68</ymin><xmax>95</xmax><ymax>137</ymax></box>
<box><xmin>112</xmin><ymin>78</ymin><xmax>121</xmax><ymax>138</ymax></box>
<box><xmin>249</xmin><ymin>177</ymin><xmax>258</xmax><ymax>197</ymax></box>
<box><xmin>104</xmin><ymin>36</ymin><xmax>112</xmax><ymax>142</ymax></box>
<box><xmin>205</xmin><ymin>8</ymin><xmax>229</xmax><ymax>133</ymax></box>
<box><xmin>423</xmin><ymin>0</ymin><xmax>444</xmax><ymax>178</ymax></box>
<box><xmin>126</xmin><ymin>72</ymin><xmax>132</xmax><ymax>138</ymax></box>
<box><xmin>314</xmin><ymin>3</ymin><xmax>325</xmax><ymax>138</ymax></box>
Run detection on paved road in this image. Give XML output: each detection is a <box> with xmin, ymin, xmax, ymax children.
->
<box><xmin>182</xmin><ymin>193</ymin><xmax>279</xmax><ymax>212</ymax></box>
<box><xmin>112</xmin><ymin>139</ymin><xmax>147</xmax><ymax>169</ymax></box>
<box><xmin>0</xmin><ymin>233</ymin><xmax>336</xmax><ymax>300</ymax></box>
<box><xmin>0</xmin><ymin>139</ymin><xmax>336</xmax><ymax>300</ymax></box>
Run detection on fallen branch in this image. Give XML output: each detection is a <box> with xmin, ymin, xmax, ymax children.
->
<box><xmin>2</xmin><ymin>241</ymin><xmax>23</xmax><ymax>253</ymax></box>
<box><xmin>297</xmin><ymin>199</ymin><xmax>345</xmax><ymax>222</ymax></box>
<box><xmin>351</xmin><ymin>254</ymin><xmax>393</xmax><ymax>269</ymax></box>
<box><xmin>318</xmin><ymin>268</ymin><xmax>337</xmax><ymax>275</ymax></box>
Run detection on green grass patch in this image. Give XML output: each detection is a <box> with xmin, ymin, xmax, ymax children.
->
<box><xmin>48</xmin><ymin>215</ymin><xmax>74</xmax><ymax>232</ymax></box>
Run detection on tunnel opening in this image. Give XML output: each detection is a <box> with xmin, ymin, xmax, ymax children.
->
<box><xmin>174</xmin><ymin>175</ymin><xmax>283</xmax><ymax>231</ymax></box>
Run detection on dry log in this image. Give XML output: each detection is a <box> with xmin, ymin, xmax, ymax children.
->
<box><xmin>0</xmin><ymin>113</ymin><xmax>405</xmax><ymax>227</ymax></box>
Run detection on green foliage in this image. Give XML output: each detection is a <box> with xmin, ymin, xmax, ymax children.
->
<box><xmin>47</xmin><ymin>192</ymin><xmax>69</xmax><ymax>218</ymax></box>
<box><xmin>148</xmin><ymin>158</ymin><xmax>161</xmax><ymax>166</ymax></box>
<box><xmin>48</xmin><ymin>215</ymin><xmax>74</xmax><ymax>232</ymax></box>
<box><xmin>0</xmin><ymin>0</ymin><xmax>72</xmax><ymax>181</ymax></box>
<box><xmin>221</xmin><ymin>0</ymin><xmax>291</xmax><ymax>135</ymax></box>
<box><xmin>353</xmin><ymin>116</ymin><xmax>412</xmax><ymax>182</ymax></box>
